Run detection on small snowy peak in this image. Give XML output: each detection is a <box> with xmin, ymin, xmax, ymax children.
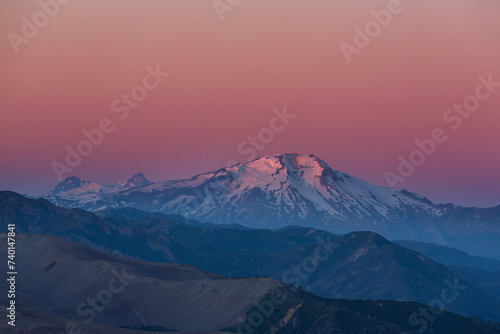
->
<box><xmin>49</xmin><ymin>176</ymin><xmax>117</xmax><ymax>195</ymax></box>
<box><xmin>53</xmin><ymin>176</ymin><xmax>87</xmax><ymax>193</ymax></box>
<box><xmin>124</xmin><ymin>172</ymin><xmax>152</xmax><ymax>190</ymax></box>
<box><xmin>47</xmin><ymin>177</ymin><xmax>120</xmax><ymax>196</ymax></box>
<box><xmin>45</xmin><ymin>173</ymin><xmax>153</xmax><ymax>200</ymax></box>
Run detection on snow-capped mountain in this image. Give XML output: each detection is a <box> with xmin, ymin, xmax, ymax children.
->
<box><xmin>43</xmin><ymin>172</ymin><xmax>151</xmax><ymax>209</ymax></box>
<box><xmin>107</xmin><ymin>153</ymin><xmax>450</xmax><ymax>241</ymax></box>
<box><xmin>41</xmin><ymin>154</ymin><xmax>500</xmax><ymax>245</ymax></box>
<box><xmin>123</xmin><ymin>172</ymin><xmax>152</xmax><ymax>189</ymax></box>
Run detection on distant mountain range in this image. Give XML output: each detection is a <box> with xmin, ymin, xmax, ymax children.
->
<box><xmin>40</xmin><ymin>153</ymin><xmax>500</xmax><ymax>260</ymax></box>
<box><xmin>1</xmin><ymin>233</ymin><xmax>499</xmax><ymax>334</ymax></box>
<box><xmin>43</xmin><ymin>172</ymin><xmax>152</xmax><ymax>207</ymax></box>
<box><xmin>2</xmin><ymin>191</ymin><xmax>500</xmax><ymax>324</ymax></box>
<box><xmin>396</xmin><ymin>240</ymin><xmax>500</xmax><ymax>272</ymax></box>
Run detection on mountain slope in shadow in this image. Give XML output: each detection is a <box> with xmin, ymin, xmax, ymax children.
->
<box><xmin>1</xmin><ymin>233</ymin><xmax>499</xmax><ymax>334</ymax></box>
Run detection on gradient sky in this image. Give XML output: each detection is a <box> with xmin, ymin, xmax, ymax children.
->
<box><xmin>1</xmin><ymin>0</ymin><xmax>499</xmax><ymax>207</ymax></box>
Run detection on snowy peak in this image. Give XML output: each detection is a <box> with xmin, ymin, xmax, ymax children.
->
<box><xmin>54</xmin><ymin>176</ymin><xmax>87</xmax><ymax>193</ymax></box>
<box><xmin>236</xmin><ymin>153</ymin><xmax>327</xmax><ymax>175</ymax></box>
<box><xmin>41</xmin><ymin>153</ymin><xmax>444</xmax><ymax>240</ymax></box>
<box><xmin>280</xmin><ymin>153</ymin><xmax>328</xmax><ymax>172</ymax></box>
<box><xmin>279</xmin><ymin>153</ymin><xmax>339</xmax><ymax>183</ymax></box>
<box><xmin>124</xmin><ymin>172</ymin><xmax>152</xmax><ymax>190</ymax></box>
<box><xmin>124</xmin><ymin>153</ymin><xmax>435</xmax><ymax>230</ymax></box>
<box><xmin>215</xmin><ymin>153</ymin><xmax>334</xmax><ymax>190</ymax></box>
<box><xmin>210</xmin><ymin>153</ymin><xmax>349</xmax><ymax>202</ymax></box>
<box><xmin>43</xmin><ymin>172</ymin><xmax>152</xmax><ymax>211</ymax></box>
<box><xmin>45</xmin><ymin>173</ymin><xmax>151</xmax><ymax>198</ymax></box>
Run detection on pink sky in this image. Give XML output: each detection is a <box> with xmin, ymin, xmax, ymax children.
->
<box><xmin>1</xmin><ymin>0</ymin><xmax>499</xmax><ymax>207</ymax></box>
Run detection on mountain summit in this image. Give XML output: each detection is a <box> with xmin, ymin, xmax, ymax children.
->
<box><xmin>53</xmin><ymin>175</ymin><xmax>86</xmax><ymax>193</ymax></box>
<box><xmin>44</xmin><ymin>172</ymin><xmax>151</xmax><ymax>210</ymax></box>
<box><xmin>123</xmin><ymin>172</ymin><xmax>152</xmax><ymax>190</ymax></box>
